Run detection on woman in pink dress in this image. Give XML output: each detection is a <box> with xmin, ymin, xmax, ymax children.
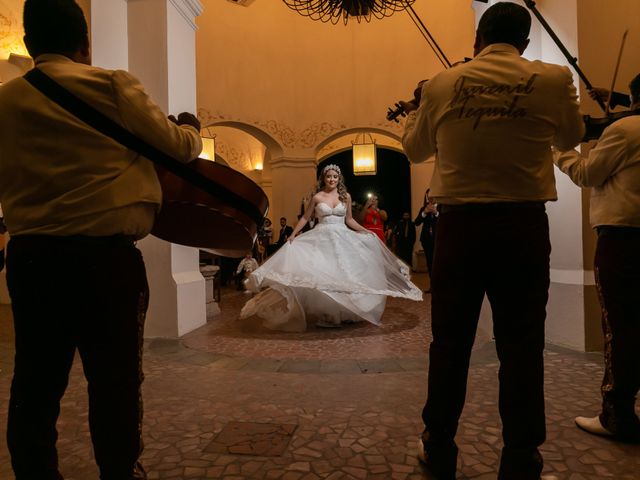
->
<box><xmin>360</xmin><ymin>194</ymin><xmax>387</xmax><ymax>243</ymax></box>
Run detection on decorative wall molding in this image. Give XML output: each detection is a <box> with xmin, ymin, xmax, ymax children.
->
<box><xmin>270</xmin><ymin>157</ymin><xmax>317</xmax><ymax>170</ymax></box>
<box><xmin>198</xmin><ymin>108</ymin><xmax>404</xmax><ymax>155</ymax></box>
<box><xmin>200</xmin><ymin>109</ymin><xmax>346</xmax><ymax>151</ymax></box>
<box><xmin>168</xmin><ymin>0</ymin><xmax>203</xmax><ymax>30</ymax></box>
<box><xmin>214</xmin><ymin>138</ymin><xmax>254</xmax><ymax>172</ymax></box>
<box><xmin>0</xmin><ymin>1</ymin><xmax>29</xmax><ymax>57</ymax></box>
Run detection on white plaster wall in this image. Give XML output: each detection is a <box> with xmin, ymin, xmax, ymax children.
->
<box><xmin>127</xmin><ymin>0</ymin><xmax>169</xmax><ymax>112</ymax></box>
<box><xmin>91</xmin><ymin>0</ymin><xmax>129</xmax><ymax>70</ymax></box>
<box><xmin>196</xmin><ymin>0</ymin><xmax>475</xmax><ymax>154</ymax></box>
<box><xmin>167</xmin><ymin>1</ymin><xmax>197</xmax><ymax>117</ymax></box>
<box><xmin>270</xmin><ymin>159</ymin><xmax>317</xmax><ymax>228</ymax></box>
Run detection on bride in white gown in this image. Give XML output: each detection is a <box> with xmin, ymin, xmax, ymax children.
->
<box><xmin>240</xmin><ymin>164</ymin><xmax>422</xmax><ymax>331</ymax></box>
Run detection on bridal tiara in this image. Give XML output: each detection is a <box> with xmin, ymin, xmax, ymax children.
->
<box><xmin>322</xmin><ymin>164</ymin><xmax>341</xmax><ymax>175</ymax></box>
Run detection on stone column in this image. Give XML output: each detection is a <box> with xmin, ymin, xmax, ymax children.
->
<box><xmin>125</xmin><ymin>0</ymin><xmax>207</xmax><ymax>338</ymax></box>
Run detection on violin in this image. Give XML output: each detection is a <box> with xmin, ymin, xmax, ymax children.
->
<box><xmin>386</xmin><ymin>80</ymin><xmax>428</xmax><ymax>123</ymax></box>
<box><xmin>583</xmin><ymin>109</ymin><xmax>640</xmax><ymax>141</ymax></box>
<box><xmin>385</xmin><ymin>60</ymin><xmax>471</xmax><ymax>123</ymax></box>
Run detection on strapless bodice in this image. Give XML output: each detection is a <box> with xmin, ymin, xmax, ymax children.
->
<box><xmin>315</xmin><ymin>202</ymin><xmax>346</xmax><ymax>225</ymax></box>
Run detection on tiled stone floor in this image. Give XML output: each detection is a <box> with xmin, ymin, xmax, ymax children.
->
<box><xmin>0</xmin><ymin>274</ymin><xmax>639</xmax><ymax>479</ymax></box>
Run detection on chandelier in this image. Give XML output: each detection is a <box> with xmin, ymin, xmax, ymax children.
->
<box><xmin>282</xmin><ymin>0</ymin><xmax>415</xmax><ymax>25</ymax></box>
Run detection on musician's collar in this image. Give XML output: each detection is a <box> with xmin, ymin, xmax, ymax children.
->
<box><xmin>34</xmin><ymin>53</ymin><xmax>75</xmax><ymax>66</ymax></box>
<box><xmin>476</xmin><ymin>43</ymin><xmax>521</xmax><ymax>59</ymax></box>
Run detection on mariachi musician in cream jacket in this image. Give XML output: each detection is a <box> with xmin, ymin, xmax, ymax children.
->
<box><xmin>0</xmin><ymin>1</ymin><xmax>201</xmax><ymax>478</ymax></box>
<box><xmin>400</xmin><ymin>3</ymin><xmax>584</xmax><ymax>480</ymax></box>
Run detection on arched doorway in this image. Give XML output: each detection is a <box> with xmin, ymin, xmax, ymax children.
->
<box><xmin>317</xmin><ymin>148</ymin><xmax>411</xmax><ymax>225</ymax></box>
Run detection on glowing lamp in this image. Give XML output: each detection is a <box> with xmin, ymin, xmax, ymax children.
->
<box><xmin>352</xmin><ymin>133</ymin><xmax>377</xmax><ymax>176</ymax></box>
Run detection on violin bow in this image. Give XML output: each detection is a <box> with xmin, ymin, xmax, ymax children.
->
<box><xmin>523</xmin><ymin>0</ymin><xmax>607</xmax><ymax>113</ymax></box>
<box><xmin>605</xmin><ymin>29</ymin><xmax>629</xmax><ymax>116</ymax></box>
<box><xmin>404</xmin><ymin>3</ymin><xmax>452</xmax><ymax>69</ymax></box>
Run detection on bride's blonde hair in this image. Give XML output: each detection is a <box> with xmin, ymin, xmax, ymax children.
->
<box><xmin>316</xmin><ymin>164</ymin><xmax>348</xmax><ymax>203</ymax></box>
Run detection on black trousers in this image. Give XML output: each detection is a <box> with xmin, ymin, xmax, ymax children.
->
<box><xmin>594</xmin><ymin>227</ymin><xmax>640</xmax><ymax>437</ymax></box>
<box><xmin>6</xmin><ymin>235</ymin><xmax>149</xmax><ymax>480</ymax></box>
<box><xmin>421</xmin><ymin>237</ymin><xmax>435</xmax><ymax>275</ymax></box>
<box><xmin>396</xmin><ymin>241</ymin><xmax>414</xmax><ymax>267</ymax></box>
<box><xmin>422</xmin><ymin>204</ymin><xmax>549</xmax><ymax>478</ymax></box>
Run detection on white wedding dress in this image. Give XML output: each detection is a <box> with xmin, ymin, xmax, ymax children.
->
<box><xmin>240</xmin><ymin>202</ymin><xmax>422</xmax><ymax>332</ymax></box>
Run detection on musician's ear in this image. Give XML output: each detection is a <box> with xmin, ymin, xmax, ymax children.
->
<box><xmin>78</xmin><ymin>34</ymin><xmax>91</xmax><ymax>65</ymax></box>
<box><xmin>473</xmin><ymin>33</ymin><xmax>483</xmax><ymax>56</ymax></box>
<box><xmin>517</xmin><ymin>38</ymin><xmax>530</xmax><ymax>55</ymax></box>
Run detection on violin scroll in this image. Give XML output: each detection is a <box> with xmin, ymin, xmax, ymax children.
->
<box><xmin>385</xmin><ymin>79</ymin><xmax>428</xmax><ymax>124</ymax></box>
<box><xmin>386</xmin><ymin>102</ymin><xmax>411</xmax><ymax>123</ymax></box>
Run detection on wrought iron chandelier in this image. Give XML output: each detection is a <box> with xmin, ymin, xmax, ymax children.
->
<box><xmin>282</xmin><ymin>0</ymin><xmax>416</xmax><ymax>25</ymax></box>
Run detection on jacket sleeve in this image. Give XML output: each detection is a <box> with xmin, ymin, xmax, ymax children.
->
<box><xmin>552</xmin><ymin>66</ymin><xmax>586</xmax><ymax>151</ymax></box>
<box><xmin>554</xmin><ymin>123</ymin><xmax>628</xmax><ymax>187</ymax></box>
<box><xmin>111</xmin><ymin>70</ymin><xmax>202</xmax><ymax>163</ymax></box>
<box><xmin>402</xmin><ymin>83</ymin><xmax>436</xmax><ymax>164</ymax></box>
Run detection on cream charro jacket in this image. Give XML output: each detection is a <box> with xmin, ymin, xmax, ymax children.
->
<box><xmin>555</xmin><ymin>115</ymin><xmax>640</xmax><ymax>228</ymax></box>
<box><xmin>0</xmin><ymin>54</ymin><xmax>202</xmax><ymax>238</ymax></box>
<box><xmin>402</xmin><ymin>43</ymin><xmax>585</xmax><ymax>205</ymax></box>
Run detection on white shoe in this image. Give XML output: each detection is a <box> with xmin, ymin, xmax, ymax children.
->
<box><xmin>575</xmin><ymin>415</ymin><xmax>614</xmax><ymax>437</ymax></box>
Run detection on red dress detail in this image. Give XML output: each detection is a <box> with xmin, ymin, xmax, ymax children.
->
<box><xmin>363</xmin><ymin>208</ymin><xmax>385</xmax><ymax>243</ymax></box>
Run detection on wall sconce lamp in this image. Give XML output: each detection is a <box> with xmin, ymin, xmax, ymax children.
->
<box><xmin>200</xmin><ymin>127</ymin><xmax>216</xmax><ymax>161</ymax></box>
<box><xmin>352</xmin><ymin>132</ymin><xmax>377</xmax><ymax>176</ymax></box>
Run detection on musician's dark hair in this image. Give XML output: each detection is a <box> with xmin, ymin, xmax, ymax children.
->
<box><xmin>477</xmin><ymin>2</ymin><xmax>531</xmax><ymax>48</ymax></box>
<box><xmin>629</xmin><ymin>73</ymin><xmax>640</xmax><ymax>105</ymax></box>
<box><xmin>23</xmin><ymin>0</ymin><xmax>88</xmax><ymax>58</ymax></box>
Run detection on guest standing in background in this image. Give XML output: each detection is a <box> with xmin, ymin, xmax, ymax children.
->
<box><xmin>414</xmin><ymin>189</ymin><xmax>439</xmax><ymax>292</ymax></box>
<box><xmin>268</xmin><ymin>217</ymin><xmax>293</xmax><ymax>256</ymax></box>
<box><xmin>393</xmin><ymin>212</ymin><xmax>416</xmax><ymax>267</ymax></box>
<box><xmin>360</xmin><ymin>194</ymin><xmax>387</xmax><ymax>242</ymax></box>
<box><xmin>235</xmin><ymin>251</ymin><xmax>259</xmax><ymax>291</ymax></box>
<box><xmin>257</xmin><ymin>218</ymin><xmax>273</xmax><ymax>262</ymax></box>
<box><xmin>385</xmin><ymin>222</ymin><xmax>395</xmax><ymax>250</ymax></box>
